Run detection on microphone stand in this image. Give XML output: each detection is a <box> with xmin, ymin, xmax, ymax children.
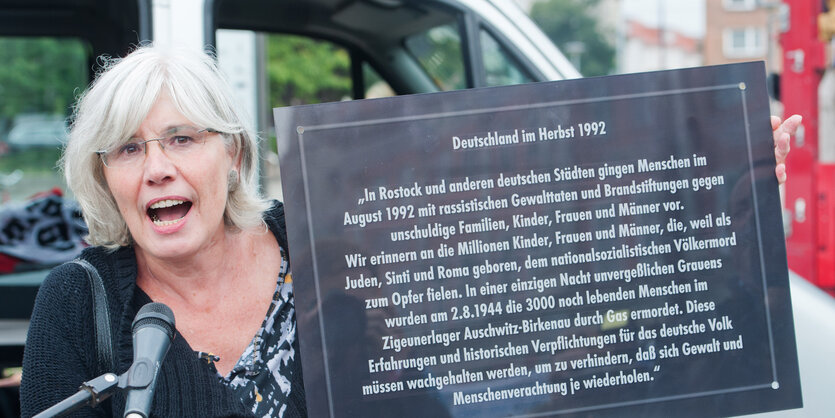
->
<box><xmin>33</xmin><ymin>358</ymin><xmax>156</xmax><ymax>418</ymax></box>
<box><xmin>33</xmin><ymin>373</ymin><xmax>120</xmax><ymax>418</ymax></box>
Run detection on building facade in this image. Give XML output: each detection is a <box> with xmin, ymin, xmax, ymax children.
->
<box><xmin>619</xmin><ymin>18</ymin><xmax>702</xmax><ymax>73</ymax></box>
<box><xmin>704</xmin><ymin>0</ymin><xmax>782</xmax><ymax>72</ymax></box>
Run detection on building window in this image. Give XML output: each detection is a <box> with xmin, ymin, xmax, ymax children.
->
<box><xmin>722</xmin><ymin>27</ymin><xmax>766</xmax><ymax>58</ymax></box>
<box><xmin>723</xmin><ymin>0</ymin><xmax>757</xmax><ymax>11</ymax></box>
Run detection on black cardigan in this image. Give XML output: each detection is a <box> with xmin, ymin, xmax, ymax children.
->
<box><xmin>20</xmin><ymin>202</ymin><xmax>307</xmax><ymax>417</ymax></box>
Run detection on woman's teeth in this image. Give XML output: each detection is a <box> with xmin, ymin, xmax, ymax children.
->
<box><xmin>150</xmin><ymin>199</ymin><xmax>186</xmax><ymax>209</ymax></box>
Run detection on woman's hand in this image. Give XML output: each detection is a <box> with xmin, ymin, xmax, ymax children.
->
<box><xmin>772</xmin><ymin>114</ymin><xmax>802</xmax><ymax>185</ymax></box>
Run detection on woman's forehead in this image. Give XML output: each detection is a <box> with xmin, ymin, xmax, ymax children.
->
<box><xmin>131</xmin><ymin>94</ymin><xmax>196</xmax><ymax>136</ymax></box>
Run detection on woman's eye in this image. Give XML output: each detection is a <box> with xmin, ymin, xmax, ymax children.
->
<box><xmin>120</xmin><ymin>143</ymin><xmax>141</xmax><ymax>155</ymax></box>
<box><xmin>171</xmin><ymin>135</ymin><xmax>194</xmax><ymax>146</ymax></box>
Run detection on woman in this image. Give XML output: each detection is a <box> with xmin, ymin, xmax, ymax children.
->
<box><xmin>20</xmin><ymin>44</ymin><xmax>305</xmax><ymax>417</ymax></box>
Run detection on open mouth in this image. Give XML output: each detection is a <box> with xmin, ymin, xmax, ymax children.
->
<box><xmin>147</xmin><ymin>199</ymin><xmax>192</xmax><ymax>226</ymax></box>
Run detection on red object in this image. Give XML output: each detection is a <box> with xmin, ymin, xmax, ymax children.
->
<box><xmin>817</xmin><ymin>164</ymin><xmax>835</xmax><ymax>290</ymax></box>
<box><xmin>0</xmin><ymin>253</ymin><xmax>20</xmax><ymax>273</ymax></box>
<box><xmin>781</xmin><ymin>0</ymin><xmax>835</xmax><ymax>295</ymax></box>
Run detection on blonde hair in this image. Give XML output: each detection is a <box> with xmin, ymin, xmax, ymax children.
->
<box><xmin>63</xmin><ymin>43</ymin><xmax>270</xmax><ymax>248</ymax></box>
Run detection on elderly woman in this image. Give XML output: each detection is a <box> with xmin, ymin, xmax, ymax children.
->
<box><xmin>20</xmin><ymin>44</ymin><xmax>305</xmax><ymax>417</ymax></box>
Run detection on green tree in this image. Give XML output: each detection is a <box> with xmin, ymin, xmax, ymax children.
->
<box><xmin>266</xmin><ymin>34</ymin><xmax>351</xmax><ymax>107</ymax></box>
<box><xmin>529</xmin><ymin>0</ymin><xmax>615</xmax><ymax>77</ymax></box>
<box><xmin>0</xmin><ymin>37</ymin><xmax>88</xmax><ymax>121</ymax></box>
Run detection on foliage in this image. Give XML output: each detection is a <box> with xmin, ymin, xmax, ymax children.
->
<box><xmin>0</xmin><ymin>38</ymin><xmax>85</xmax><ymax>202</ymax></box>
<box><xmin>266</xmin><ymin>34</ymin><xmax>352</xmax><ymax>107</ymax></box>
<box><xmin>530</xmin><ymin>0</ymin><xmax>615</xmax><ymax>77</ymax></box>
<box><xmin>0</xmin><ymin>38</ymin><xmax>88</xmax><ymax>121</ymax></box>
<box><xmin>0</xmin><ymin>148</ymin><xmax>62</xmax><ymax>174</ymax></box>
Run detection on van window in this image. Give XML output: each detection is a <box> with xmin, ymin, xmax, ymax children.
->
<box><xmin>404</xmin><ymin>23</ymin><xmax>466</xmax><ymax>91</ymax></box>
<box><xmin>0</xmin><ymin>37</ymin><xmax>89</xmax><ymax>204</ymax></box>
<box><xmin>267</xmin><ymin>34</ymin><xmax>352</xmax><ymax>106</ymax></box>
<box><xmin>480</xmin><ymin>28</ymin><xmax>533</xmax><ymax>87</ymax></box>
<box><xmin>216</xmin><ymin>30</ymin><xmax>398</xmax><ymax>199</ymax></box>
<box><xmin>264</xmin><ymin>33</ymin><xmax>394</xmax><ymax>106</ymax></box>
<box><xmin>363</xmin><ymin>62</ymin><xmax>395</xmax><ymax>99</ymax></box>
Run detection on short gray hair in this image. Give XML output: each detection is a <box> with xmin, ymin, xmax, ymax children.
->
<box><xmin>63</xmin><ymin>43</ymin><xmax>270</xmax><ymax>248</ymax></box>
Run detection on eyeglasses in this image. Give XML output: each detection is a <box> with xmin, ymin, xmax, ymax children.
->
<box><xmin>96</xmin><ymin>126</ymin><xmax>221</xmax><ymax>168</ymax></box>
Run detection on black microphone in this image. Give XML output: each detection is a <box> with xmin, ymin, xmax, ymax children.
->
<box><xmin>123</xmin><ymin>302</ymin><xmax>176</xmax><ymax>418</ymax></box>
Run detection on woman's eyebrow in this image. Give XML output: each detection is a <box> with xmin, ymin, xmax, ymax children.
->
<box><xmin>128</xmin><ymin>124</ymin><xmax>196</xmax><ymax>140</ymax></box>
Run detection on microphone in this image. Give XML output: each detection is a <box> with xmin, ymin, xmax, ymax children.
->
<box><xmin>123</xmin><ymin>302</ymin><xmax>176</xmax><ymax>418</ymax></box>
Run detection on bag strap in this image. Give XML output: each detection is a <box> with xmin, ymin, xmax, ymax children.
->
<box><xmin>71</xmin><ymin>259</ymin><xmax>115</xmax><ymax>375</ymax></box>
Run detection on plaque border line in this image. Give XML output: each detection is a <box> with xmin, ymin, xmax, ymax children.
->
<box><xmin>295</xmin><ymin>82</ymin><xmax>780</xmax><ymax>416</ymax></box>
<box><xmin>741</xmin><ymin>86</ymin><xmax>780</xmax><ymax>385</ymax></box>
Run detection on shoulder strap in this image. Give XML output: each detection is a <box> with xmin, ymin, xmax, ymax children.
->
<box><xmin>71</xmin><ymin>259</ymin><xmax>116</xmax><ymax>375</ymax></box>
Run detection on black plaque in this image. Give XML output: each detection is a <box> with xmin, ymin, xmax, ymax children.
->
<box><xmin>274</xmin><ymin>62</ymin><xmax>801</xmax><ymax>417</ymax></box>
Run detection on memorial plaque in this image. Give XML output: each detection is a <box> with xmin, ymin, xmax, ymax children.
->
<box><xmin>274</xmin><ymin>62</ymin><xmax>801</xmax><ymax>417</ymax></box>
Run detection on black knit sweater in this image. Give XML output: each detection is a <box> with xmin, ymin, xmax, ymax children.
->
<box><xmin>20</xmin><ymin>202</ymin><xmax>307</xmax><ymax>417</ymax></box>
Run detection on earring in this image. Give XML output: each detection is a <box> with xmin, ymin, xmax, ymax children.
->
<box><xmin>228</xmin><ymin>169</ymin><xmax>239</xmax><ymax>191</ymax></box>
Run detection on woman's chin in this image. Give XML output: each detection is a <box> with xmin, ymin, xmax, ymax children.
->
<box><xmin>137</xmin><ymin>217</ymin><xmax>199</xmax><ymax>259</ymax></box>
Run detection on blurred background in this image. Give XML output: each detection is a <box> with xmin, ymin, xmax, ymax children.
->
<box><xmin>515</xmin><ymin>0</ymin><xmax>788</xmax><ymax>115</ymax></box>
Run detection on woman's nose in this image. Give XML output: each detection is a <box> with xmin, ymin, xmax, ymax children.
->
<box><xmin>142</xmin><ymin>140</ymin><xmax>176</xmax><ymax>184</ymax></box>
